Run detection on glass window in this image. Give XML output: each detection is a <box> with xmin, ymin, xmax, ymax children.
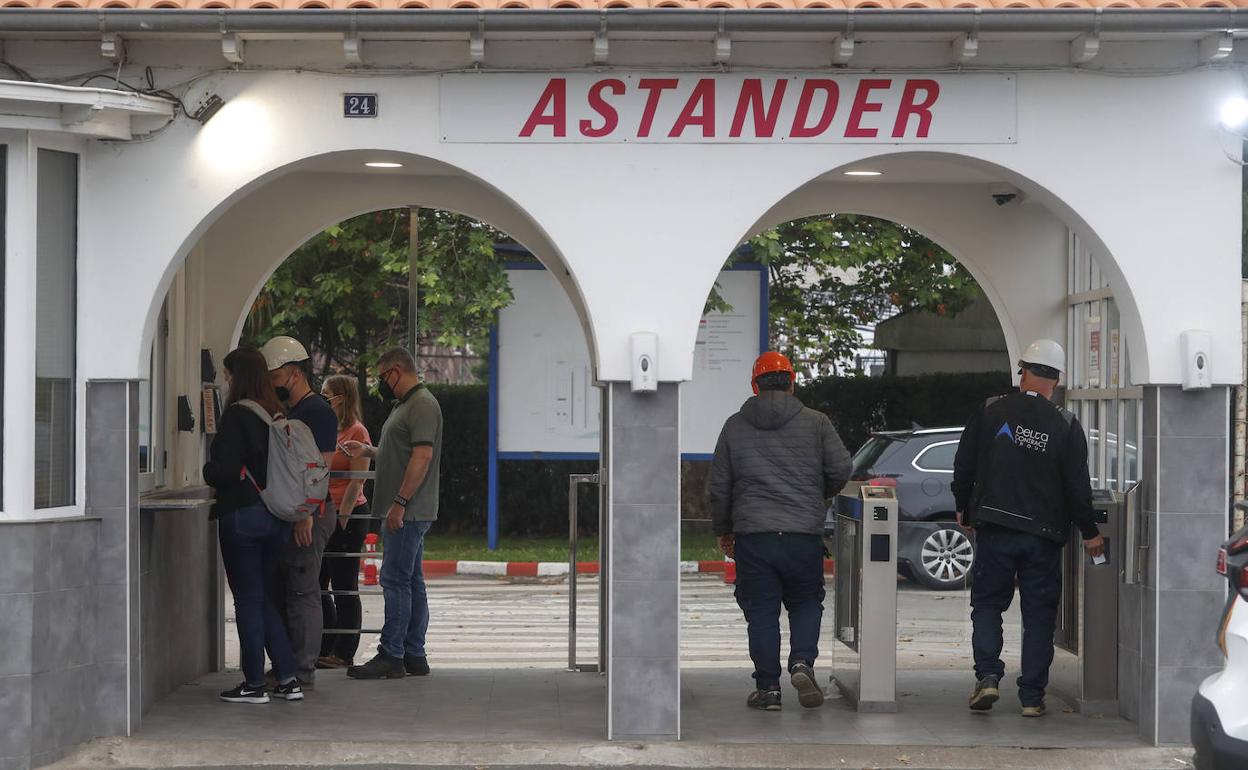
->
<box><xmin>1086</xmin><ymin>401</ymin><xmax>1101</xmax><ymax>488</ymax></box>
<box><xmin>1123</xmin><ymin>399</ymin><xmax>1140</xmax><ymax>486</ymax></box>
<box><xmin>1106</xmin><ymin>399</ymin><xmax>1120</xmax><ymax>490</ymax></box>
<box><xmin>35</xmin><ymin>149</ymin><xmax>77</xmax><ymax>509</ymax></box>
<box><xmin>913</xmin><ymin>441</ymin><xmax>958</xmax><ymax>472</ymax></box>
<box><xmin>138</xmin><ymin>352</ymin><xmax>152</xmax><ymax>474</ymax></box>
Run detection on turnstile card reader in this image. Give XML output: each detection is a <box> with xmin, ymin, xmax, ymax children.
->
<box><xmin>832</xmin><ymin>485</ymin><xmax>899</xmax><ymax>713</ymax></box>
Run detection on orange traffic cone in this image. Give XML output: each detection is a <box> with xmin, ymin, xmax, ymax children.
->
<box><xmin>362</xmin><ymin>533</ymin><xmax>380</xmax><ymax>586</ymax></box>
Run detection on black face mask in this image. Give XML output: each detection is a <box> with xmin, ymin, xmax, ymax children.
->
<box><xmin>274</xmin><ymin>372</ymin><xmax>293</xmax><ymax>403</ymax></box>
<box><xmin>379</xmin><ymin>374</ymin><xmax>396</xmax><ymax>402</ymax></box>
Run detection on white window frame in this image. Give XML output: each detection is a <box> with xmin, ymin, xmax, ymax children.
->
<box><xmin>138</xmin><ymin>301</ymin><xmax>168</xmax><ymax>493</ymax></box>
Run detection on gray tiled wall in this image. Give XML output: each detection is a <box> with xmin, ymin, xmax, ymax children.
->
<box><xmin>607</xmin><ymin>383</ymin><xmax>681</xmax><ymax>740</ymax></box>
<box><xmin>1139</xmin><ymin>386</ymin><xmax>1231</xmax><ymax>745</ymax></box>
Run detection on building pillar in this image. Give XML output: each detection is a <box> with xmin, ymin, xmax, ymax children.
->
<box><xmin>1137</xmin><ymin>385</ymin><xmax>1230</xmax><ymax>744</ymax></box>
<box><xmin>605</xmin><ymin>382</ymin><xmax>681</xmax><ymax>740</ymax></box>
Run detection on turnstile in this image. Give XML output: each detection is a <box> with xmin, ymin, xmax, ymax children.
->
<box><xmin>1051</xmin><ymin>483</ymin><xmax>1137</xmax><ymax>713</ymax></box>
<box><xmin>832</xmin><ymin>485</ymin><xmax>899</xmax><ymax>712</ymax></box>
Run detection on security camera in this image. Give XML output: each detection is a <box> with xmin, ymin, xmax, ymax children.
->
<box><xmin>992</xmin><ymin>193</ymin><xmax>1017</xmax><ymax>206</ymax></box>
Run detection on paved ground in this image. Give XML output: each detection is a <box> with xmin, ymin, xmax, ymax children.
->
<box><xmin>54</xmin><ymin>575</ymin><xmax>1180</xmax><ymax>769</ymax></box>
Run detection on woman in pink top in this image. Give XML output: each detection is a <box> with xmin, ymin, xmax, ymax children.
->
<box><xmin>316</xmin><ymin>374</ymin><xmax>372</xmax><ymax>668</ymax></box>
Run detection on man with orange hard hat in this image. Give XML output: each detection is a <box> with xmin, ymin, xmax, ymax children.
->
<box><xmin>710</xmin><ymin>351</ymin><xmax>852</xmax><ymax>712</ymax></box>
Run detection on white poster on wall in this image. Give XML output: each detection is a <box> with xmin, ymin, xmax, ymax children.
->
<box><xmin>497</xmin><ymin>267</ymin><xmax>762</xmax><ymax>456</ymax></box>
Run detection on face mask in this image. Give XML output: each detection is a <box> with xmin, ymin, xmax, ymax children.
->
<box><xmin>274</xmin><ymin>372</ymin><xmax>293</xmax><ymax>403</ymax></box>
<box><xmin>379</xmin><ymin>373</ymin><xmax>396</xmax><ymax>402</ymax></box>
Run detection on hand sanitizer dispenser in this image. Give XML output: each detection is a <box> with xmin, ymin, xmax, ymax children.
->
<box><xmin>1180</xmin><ymin>330</ymin><xmax>1212</xmax><ymax>391</ymax></box>
<box><xmin>630</xmin><ymin>332</ymin><xmax>658</xmax><ymax>393</ymax></box>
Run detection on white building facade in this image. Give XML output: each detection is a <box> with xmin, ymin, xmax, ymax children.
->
<box><xmin>0</xmin><ymin>7</ymin><xmax>1242</xmax><ymax>767</ymax></box>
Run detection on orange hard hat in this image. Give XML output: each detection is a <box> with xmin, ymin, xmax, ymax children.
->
<box><xmin>751</xmin><ymin>351</ymin><xmax>795</xmax><ymax>395</ymax></box>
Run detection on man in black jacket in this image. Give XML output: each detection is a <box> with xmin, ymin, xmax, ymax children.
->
<box><xmin>952</xmin><ymin>339</ymin><xmax>1105</xmax><ymax>718</ymax></box>
<box><xmin>711</xmin><ymin>351</ymin><xmax>852</xmax><ymax>712</ymax></box>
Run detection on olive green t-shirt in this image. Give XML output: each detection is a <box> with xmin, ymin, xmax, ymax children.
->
<box><xmin>372</xmin><ymin>384</ymin><xmax>442</xmax><ymax>522</ymax></box>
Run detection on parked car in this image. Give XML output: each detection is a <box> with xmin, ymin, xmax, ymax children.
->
<box><xmin>1191</xmin><ymin>519</ymin><xmax>1248</xmax><ymax>769</ymax></box>
<box><xmin>826</xmin><ymin>427</ymin><xmax>973</xmax><ymax>590</ymax></box>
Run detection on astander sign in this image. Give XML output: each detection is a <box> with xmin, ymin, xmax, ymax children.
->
<box><xmin>439</xmin><ymin>73</ymin><xmax>1015</xmax><ymax>144</ymax></box>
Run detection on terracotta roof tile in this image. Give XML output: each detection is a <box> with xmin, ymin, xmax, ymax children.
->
<box><xmin>0</xmin><ymin>0</ymin><xmax>1238</xmax><ymax>7</ymax></box>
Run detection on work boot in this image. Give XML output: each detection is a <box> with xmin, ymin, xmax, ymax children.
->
<box><xmin>347</xmin><ymin>651</ymin><xmax>406</xmax><ymax>680</ymax></box>
<box><xmin>1021</xmin><ymin>702</ymin><xmax>1047</xmax><ymax>718</ymax></box>
<box><xmin>969</xmin><ymin>675</ymin><xmax>1000</xmax><ymax>711</ymax></box>
<box><xmin>747</xmin><ymin>687</ymin><xmax>782</xmax><ymax>711</ymax></box>
<box><xmin>404</xmin><ymin>655</ymin><xmax>431</xmax><ymax>676</ymax></box>
<box><xmin>789</xmin><ymin>662</ymin><xmax>825</xmax><ymax>709</ymax></box>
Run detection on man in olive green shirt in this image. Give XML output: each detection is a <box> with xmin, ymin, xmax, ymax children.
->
<box><xmin>343</xmin><ymin>347</ymin><xmax>442</xmax><ymax>680</ymax></box>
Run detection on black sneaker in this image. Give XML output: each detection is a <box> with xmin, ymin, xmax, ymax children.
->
<box><xmin>969</xmin><ymin>676</ymin><xmax>1000</xmax><ymax>711</ymax></box>
<box><xmin>747</xmin><ymin>688</ymin><xmax>782</xmax><ymax>711</ymax></box>
<box><xmin>404</xmin><ymin>655</ymin><xmax>431</xmax><ymax>676</ymax></box>
<box><xmin>272</xmin><ymin>679</ymin><xmax>304</xmax><ymax>701</ymax></box>
<box><xmin>789</xmin><ymin>662</ymin><xmax>825</xmax><ymax>709</ymax></box>
<box><xmin>219</xmin><ymin>683</ymin><xmax>269</xmax><ymax>704</ymax></box>
<box><xmin>347</xmin><ymin>651</ymin><xmax>406</xmax><ymax>680</ymax></box>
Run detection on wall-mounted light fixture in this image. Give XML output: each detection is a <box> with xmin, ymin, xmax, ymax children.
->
<box><xmin>191</xmin><ymin>94</ymin><xmax>226</xmax><ymax>125</ymax></box>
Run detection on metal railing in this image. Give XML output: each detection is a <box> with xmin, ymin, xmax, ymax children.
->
<box><xmin>320</xmin><ymin>469</ymin><xmax>384</xmax><ymax>636</ymax></box>
<box><xmin>567</xmin><ymin>473</ymin><xmax>603</xmax><ymax>673</ymax></box>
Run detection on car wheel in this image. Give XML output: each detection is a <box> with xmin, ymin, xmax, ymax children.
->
<box><xmin>910</xmin><ymin>525</ymin><xmax>975</xmax><ymax>590</ymax></box>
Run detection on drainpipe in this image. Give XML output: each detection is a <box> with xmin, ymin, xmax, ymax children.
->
<box><xmin>1236</xmin><ymin>279</ymin><xmax>1247</xmax><ymax>531</ymax></box>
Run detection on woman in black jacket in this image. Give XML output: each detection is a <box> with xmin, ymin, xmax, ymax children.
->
<box><xmin>204</xmin><ymin>347</ymin><xmax>303</xmax><ymax>705</ymax></box>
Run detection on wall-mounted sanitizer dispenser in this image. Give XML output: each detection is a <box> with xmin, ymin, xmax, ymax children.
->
<box><xmin>1180</xmin><ymin>330</ymin><xmax>1212</xmax><ymax>391</ymax></box>
<box><xmin>630</xmin><ymin>332</ymin><xmax>658</xmax><ymax>393</ymax></box>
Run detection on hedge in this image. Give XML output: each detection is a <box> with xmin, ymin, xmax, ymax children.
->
<box><xmin>355</xmin><ymin>372</ymin><xmax>1013</xmax><ymax>537</ymax></box>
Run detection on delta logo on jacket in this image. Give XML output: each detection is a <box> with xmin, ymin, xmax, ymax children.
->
<box><xmin>994</xmin><ymin>421</ymin><xmax>1051</xmax><ymax>453</ymax></box>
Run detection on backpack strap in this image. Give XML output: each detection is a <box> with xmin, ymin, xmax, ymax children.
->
<box><xmin>233</xmin><ymin>399</ymin><xmax>282</xmax><ymax>493</ymax></box>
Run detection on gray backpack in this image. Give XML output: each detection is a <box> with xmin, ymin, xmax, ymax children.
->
<box><xmin>237</xmin><ymin>400</ymin><xmax>331</xmax><ymax>523</ymax></box>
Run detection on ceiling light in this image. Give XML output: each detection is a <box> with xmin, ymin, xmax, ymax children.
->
<box><xmin>1220</xmin><ymin>97</ymin><xmax>1248</xmax><ymax>131</ymax></box>
<box><xmin>365</xmin><ymin>161</ymin><xmax>403</xmax><ymax>169</ymax></box>
<box><xmin>844</xmin><ymin>170</ymin><xmax>882</xmax><ymax>177</ymax></box>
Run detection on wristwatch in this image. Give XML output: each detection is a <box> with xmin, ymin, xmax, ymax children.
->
<box><xmin>393</xmin><ymin>494</ymin><xmax>409</xmax><ymax>507</ymax></box>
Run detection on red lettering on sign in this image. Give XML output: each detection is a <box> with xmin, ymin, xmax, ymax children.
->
<box><xmin>892</xmin><ymin>79</ymin><xmax>940</xmax><ymax>138</ymax></box>
<box><xmin>845</xmin><ymin>79</ymin><xmax>891</xmax><ymax>138</ymax></box>
<box><xmin>729</xmin><ymin>79</ymin><xmax>788</xmax><ymax>138</ymax></box>
<box><xmin>669</xmin><ymin>79</ymin><xmax>716</xmax><ymax>138</ymax></box>
<box><xmin>519</xmin><ymin>79</ymin><xmax>567</xmax><ymax>138</ymax></box>
<box><xmin>790</xmin><ymin>80</ymin><xmax>839</xmax><ymax>139</ymax></box>
<box><xmin>580</xmin><ymin>78</ymin><xmax>624</xmax><ymax>138</ymax></box>
<box><xmin>637</xmin><ymin>78</ymin><xmax>679</xmax><ymax>138</ymax></box>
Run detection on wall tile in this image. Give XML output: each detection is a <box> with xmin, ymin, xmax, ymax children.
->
<box><xmin>94</xmin><ymin>510</ymin><xmax>129</xmax><ymax>585</ymax></box>
<box><xmin>1157</xmin><ymin>513</ymin><xmax>1228</xmax><ymax>591</ymax></box>
<box><xmin>1118</xmin><ymin>584</ymin><xmax>1141</xmax><ymax>654</ymax></box>
<box><xmin>609</xmin><ymin>383</ymin><xmax>678</xmax><ymax>429</ymax></box>
<box><xmin>94</xmin><ymin>661</ymin><xmax>129</xmax><ymax>736</ymax></box>
<box><xmin>612</xmin><ymin>426</ymin><xmax>678</xmax><ymax>506</ymax></box>
<box><xmin>37</xmin><ymin>520</ymin><xmax>97</xmax><ymax>592</ymax></box>
<box><xmin>1158</xmin><ymin>437</ymin><xmax>1227</xmax><ymax>515</ymax></box>
<box><xmin>0</xmin><ymin>674</ymin><xmax>32</xmax><ymax>759</ymax></box>
<box><xmin>0</xmin><ymin>756</ymin><xmax>32</xmax><ymax>770</ymax></box>
<box><xmin>611</xmin><ymin>580</ymin><xmax>679</xmax><ymax>659</ymax></box>
<box><xmin>1117</xmin><ymin>647</ymin><xmax>1140</xmax><ymax>724</ymax></box>
<box><xmin>85</xmin><ymin>381</ymin><xmax>127</xmax><ymax>433</ymax></box>
<box><xmin>84</xmin><ymin>430</ymin><xmax>128</xmax><ymax>510</ymax></box>
<box><xmin>31</xmin><ymin>589</ymin><xmax>94</xmax><ymax>674</ymax></box>
<box><xmin>1158</xmin><ymin>386</ymin><xmax>1229</xmax><ymax>439</ymax></box>
<box><xmin>30</xmin><ymin>665</ymin><xmax>97</xmax><ymax>756</ymax></box>
<box><xmin>0</xmin><ymin>527</ymin><xmax>36</xmax><ymax>595</ymax></box>
<box><xmin>1157</xmin><ymin>665</ymin><xmax>1220</xmax><ymax>744</ymax></box>
<box><xmin>1157</xmin><ymin>589</ymin><xmax>1227</xmax><ymax>668</ymax></box>
<box><xmin>610</xmin><ymin>656</ymin><xmax>679</xmax><ymax>739</ymax></box>
<box><xmin>1143</xmin><ymin>387</ymin><xmax>1158</xmax><ymax>439</ymax></box>
<box><xmin>612</xmin><ymin>505</ymin><xmax>680</xmax><ymax>582</ymax></box>
<box><xmin>94</xmin><ymin>583</ymin><xmax>128</xmax><ymax>664</ymax></box>
<box><xmin>0</xmin><ymin>596</ymin><xmax>33</xmax><ymax>678</ymax></box>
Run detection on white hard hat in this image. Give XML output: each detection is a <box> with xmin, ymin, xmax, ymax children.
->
<box><xmin>259</xmin><ymin>336</ymin><xmax>310</xmax><ymax>371</ymax></box>
<box><xmin>1018</xmin><ymin>339</ymin><xmax>1066</xmax><ymax>374</ymax></box>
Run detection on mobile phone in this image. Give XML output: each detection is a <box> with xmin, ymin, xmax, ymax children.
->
<box><xmin>337</xmin><ymin>442</ymin><xmax>353</xmax><ymax>457</ymax></box>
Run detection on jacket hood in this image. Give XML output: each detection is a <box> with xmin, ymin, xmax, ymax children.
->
<box><xmin>740</xmin><ymin>391</ymin><xmax>804</xmax><ymax>431</ymax></box>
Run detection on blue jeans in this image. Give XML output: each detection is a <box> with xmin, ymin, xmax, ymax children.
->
<box><xmin>733</xmin><ymin>533</ymin><xmax>826</xmax><ymax>690</ymax></box>
<box><xmin>379</xmin><ymin>520</ymin><xmax>433</xmax><ymax>659</ymax></box>
<box><xmin>218</xmin><ymin>502</ymin><xmax>298</xmax><ymax>687</ymax></box>
<box><xmin>970</xmin><ymin>526</ymin><xmax>1064</xmax><ymax>706</ymax></box>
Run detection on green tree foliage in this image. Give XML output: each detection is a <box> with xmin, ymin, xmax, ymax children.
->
<box><xmin>746</xmin><ymin>214</ymin><xmax>978</xmax><ymax>378</ymax></box>
<box><xmin>242</xmin><ymin>208</ymin><xmax>512</xmax><ymax>382</ymax></box>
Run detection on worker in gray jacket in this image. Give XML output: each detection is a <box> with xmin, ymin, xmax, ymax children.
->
<box><xmin>710</xmin><ymin>351</ymin><xmax>853</xmax><ymax>712</ymax></box>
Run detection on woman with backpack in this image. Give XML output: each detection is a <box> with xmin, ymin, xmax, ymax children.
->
<box><xmin>204</xmin><ymin>347</ymin><xmax>304</xmax><ymax>705</ymax></box>
<box><xmin>316</xmin><ymin>374</ymin><xmax>373</xmax><ymax>669</ymax></box>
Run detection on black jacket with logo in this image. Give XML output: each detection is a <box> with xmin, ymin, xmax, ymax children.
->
<box><xmin>951</xmin><ymin>391</ymin><xmax>1099</xmax><ymax>544</ymax></box>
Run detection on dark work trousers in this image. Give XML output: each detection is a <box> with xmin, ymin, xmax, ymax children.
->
<box><xmin>319</xmin><ymin>504</ymin><xmax>370</xmax><ymax>663</ymax></box>
<box><xmin>970</xmin><ymin>525</ymin><xmax>1064</xmax><ymax>706</ymax></box>
<box><xmin>218</xmin><ymin>501</ymin><xmax>298</xmax><ymax>688</ymax></box>
<box><xmin>733</xmin><ymin>532</ymin><xmax>826</xmax><ymax>690</ymax></box>
<box><xmin>273</xmin><ymin>503</ymin><xmax>337</xmax><ymax>682</ymax></box>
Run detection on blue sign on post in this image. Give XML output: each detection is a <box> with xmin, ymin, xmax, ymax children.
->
<box><xmin>343</xmin><ymin>93</ymin><xmax>379</xmax><ymax>118</ymax></box>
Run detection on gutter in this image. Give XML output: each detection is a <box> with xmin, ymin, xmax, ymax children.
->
<box><xmin>0</xmin><ymin>8</ymin><xmax>1244</xmax><ymax>37</ymax></box>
